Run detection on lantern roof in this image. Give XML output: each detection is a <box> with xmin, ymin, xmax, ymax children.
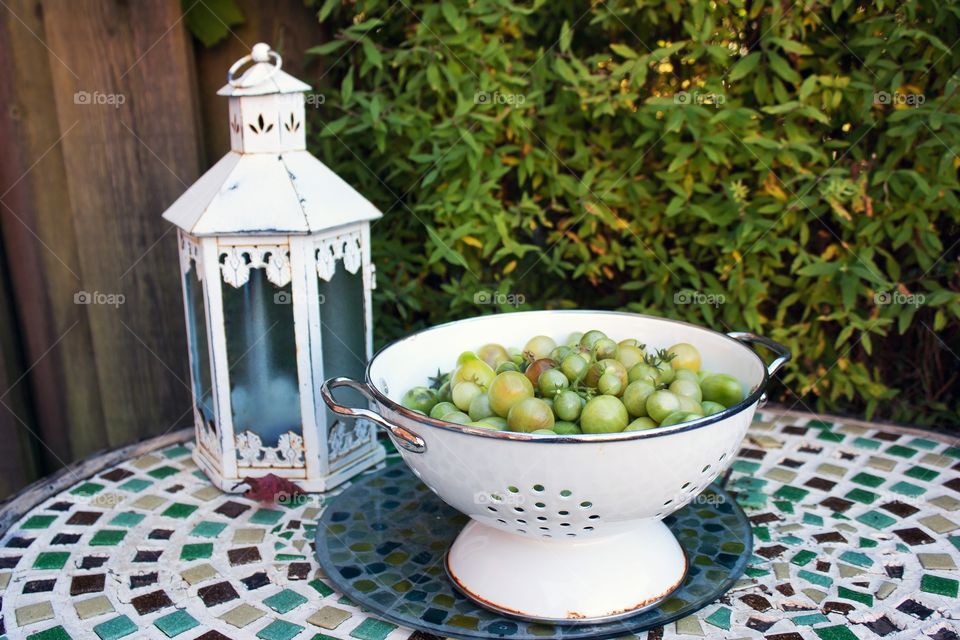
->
<box><xmin>162</xmin><ymin>43</ymin><xmax>382</xmax><ymax>236</ymax></box>
<box><xmin>162</xmin><ymin>150</ymin><xmax>382</xmax><ymax>235</ymax></box>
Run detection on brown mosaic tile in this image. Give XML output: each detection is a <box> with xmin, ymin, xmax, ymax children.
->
<box><xmin>227</xmin><ymin>546</ymin><xmax>261</xmax><ymax>566</ymax></box>
<box><xmin>66</xmin><ymin>511</ymin><xmax>101</xmax><ymax>526</ymax></box>
<box><xmin>198</xmin><ymin>581</ymin><xmax>240</xmax><ymax>607</ymax></box>
<box><xmin>70</xmin><ymin>574</ymin><xmax>105</xmax><ymax>596</ymax></box>
<box><xmin>893</xmin><ymin>527</ymin><xmax>936</xmax><ymax>546</ymax></box>
<box><xmin>804</xmin><ymin>476</ymin><xmax>837</xmax><ymax>491</ymax></box>
<box><xmin>100</xmin><ymin>468</ymin><xmax>134</xmax><ymax>482</ymax></box>
<box><xmin>215</xmin><ymin>501</ymin><xmax>250</xmax><ymax>518</ymax></box>
<box><xmin>881</xmin><ymin>501</ymin><xmax>920</xmax><ymax>517</ymax></box>
<box><xmin>130</xmin><ymin>589</ymin><xmax>173</xmax><ymax>615</ymax></box>
<box><xmin>820</xmin><ymin>496</ymin><xmax>854</xmax><ymax>512</ymax></box>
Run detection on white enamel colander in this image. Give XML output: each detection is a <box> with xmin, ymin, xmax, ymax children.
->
<box><xmin>321</xmin><ymin>310</ymin><xmax>790</xmax><ymax>623</ymax></box>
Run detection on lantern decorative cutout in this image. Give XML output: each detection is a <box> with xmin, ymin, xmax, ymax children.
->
<box><xmin>161</xmin><ymin>43</ymin><xmax>384</xmax><ymax>492</ymax></box>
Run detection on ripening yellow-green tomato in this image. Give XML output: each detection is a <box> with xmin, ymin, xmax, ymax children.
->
<box><xmin>667</xmin><ymin>342</ymin><xmax>702</xmax><ymax>372</ymax></box>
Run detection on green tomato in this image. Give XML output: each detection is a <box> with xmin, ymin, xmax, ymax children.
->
<box><xmin>701</xmin><ymin>401</ymin><xmax>726</xmax><ymax>416</ymax></box>
<box><xmin>625</xmin><ymin>417</ymin><xmax>658</xmax><ymax>431</ymax></box>
<box><xmin>488</xmin><ymin>371</ymin><xmax>535</xmax><ymax>417</ymax></box>
<box><xmin>669</xmin><ymin>379</ymin><xmax>703</xmax><ymax>403</ymax></box>
<box><xmin>467</xmin><ymin>420</ymin><xmax>503</xmax><ymax>430</ymax></box>
<box><xmin>579</xmin><ymin>329</ymin><xmax>608</xmax><ymax>350</ymax></box>
<box><xmin>560</xmin><ymin>354</ymin><xmax>589</xmax><ymax>383</ymax></box>
<box><xmin>550</xmin><ymin>346</ymin><xmax>573</xmax><ymax>363</ymax></box>
<box><xmin>495</xmin><ymin>361</ymin><xmax>520</xmax><ymax>374</ymax></box>
<box><xmin>477</xmin><ymin>343</ymin><xmax>511</xmax><ymax>369</ymax></box>
<box><xmin>667</xmin><ymin>343</ymin><xmax>701</xmax><ymax>372</ymax></box>
<box><xmin>586</xmin><ymin>359</ymin><xmax>627</xmax><ymax>389</ymax></box>
<box><xmin>507</xmin><ymin>397</ymin><xmax>556</xmax><ymax>433</ymax></box>
<box><xmin>479</xmin><ymin>416</ymin><xmax>508</xmax><ymax>429</ymax></box>
<box><xmin>616</xmin><ymin>344</ymin><xmax>645</xmax><ymax>370</ymax></box>
<box><xmin>523</xmin><ymin>335</ymin><xmax>557</xmax><ymax>362</ymax></box>
<box><xmin>437</xmin><ymin>381</ymin><xmax>452</xmax><ymax>403</ymax></box>
<box><xmin>580</xmin><ymin>395</ymin><xmax>629</xmax><ymax>434</ymax></box>
<box><xmin>553</xmin><ymin>390</ymin><xmax>582</xmax><ymax>422</ymax></box>
<box><xmin>598</xmin><ymin>370</ymin><xmax>624</xmax><ymax>396</ymax></box>
<box><xmin>457</xmin><ymin>351</ymin><xmax>479</xmax><ymax>366</ymax></box>
<box><xmin>700</xmin><ymin>374</ymin><xmax>745</xmax><ymax>407</ymax></box>
<box><xmin>443</xmin><ymin>411</ymin><xmax>471</xmax><ymax>424</ymax></box>
<box><xmin>539</xmin><ymin>369</ymin><xmax>569</xmax><ymax>398</ymax></box>
<box><xmin>401</xmin><ymin>386</ymin><xmax>438</xmax><ymax>414</ymax></box>
<box><xmin>429</xmin><ymin>401</ymin><xmax>458</xmax><ymax>420</ymax></box>
<box><xmin>659</xmin><ymin>411</ymin><xmax>699</xmax><ymax>427</ymax></box>
<box><xmin>552</xmin><ymin>421</ymin><xmax>582</xmax><ymax>435</ymax></box>
<box><xmin>452</xmin><ymin>381</ymin><xmax>483</xmax><ymax>411</ymax></box>
<box><xmin>565</xmin><ymin>331</ymin><xmax>584</xmax><ymax>347</ymax></box>
<box><xmin>468</xmin><ymin>393</ymin><xmax>495</xmax><ymax>421</ymax></box>
<box><xmin>653</xmin><ymin>361</ymin><xmax>675</xmax><ymax>385</ymax></box>
<box><xmin>673</xmin><ymin>369</ymin><xmax>699</xmax><ymax>383</ymax></box>
<box><xmin>592</xmin><ymin>338</ymin><xmax>618</xmax><ymax>361</ymax></box>
<box><xmin>697</xmin><ymin>370</ymin><xmax>712</xmax><ymax>383</ymax></box>
<box><xmin>530</xmin><ymin>429</ymin><xmax>556</xmax><ymax>435</ymax></box>
<box><xmin>622</xmin><ymin>380</ymin><xmax>656</xmax><ymax>417</ymax></box>
<box><xmin>628</xmin><ymin>363</ymin><xmax>659</xmax><ymax>385</ymax></box>
<box><xmin>452</xmin><ymin>358</ymin><xmax>496</xmax><ymax>390</ymax></box>
<box><xmin>646</xmin><ymin>390</ymin><xmax>680</xmax><ymax>423</ymax></box>
<box><xmin>677</xmin><ymin>395</ymin><xmax>703</xmax><ymax>415</ymax></box>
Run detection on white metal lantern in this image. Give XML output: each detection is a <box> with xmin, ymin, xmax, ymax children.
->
<box><xmin>161</xmin><ymin>43</ymin><xmax>384</xmax><ymax>492</ymax></box>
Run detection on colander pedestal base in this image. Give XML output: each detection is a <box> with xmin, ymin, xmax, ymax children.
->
<box><xmin>445</xmin><ymin>519</ymin><xmax>687</xmax><ymax>623</ymax></box>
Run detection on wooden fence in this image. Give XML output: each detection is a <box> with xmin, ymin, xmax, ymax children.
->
<box><xmin>0</xmin><ymin>0</ymin><xmax>327</xmax><ymax>497</ymax></box>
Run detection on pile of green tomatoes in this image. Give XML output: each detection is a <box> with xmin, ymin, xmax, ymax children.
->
<box><xmin>400</xmin><ymin>330</ymin><xmax>746</xmax><ymax>435</ymax></box>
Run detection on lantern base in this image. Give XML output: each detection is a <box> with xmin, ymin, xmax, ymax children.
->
<box><xmin>192</xmin><ymin>443</ymin><xmax>386</xmax><ymax>494</ymax></box>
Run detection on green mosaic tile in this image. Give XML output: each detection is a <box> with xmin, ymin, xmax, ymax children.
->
<box><xmin>736</xmin><ymin>492</ymin><xmax>767</xmax><ymax>509</ymax></box>
<box><xmin>309</xmin><ymin>579</ymin><xmax>335</xmax><ymax>597</ymax></box>
<box><xmin>22</xmin><ymin>515</ymin><xmax>56</xmax><ymax>529</ymax></box>
<box><xmin>837</xmin><ymin>586</ymin><xmax>873</xmax><ymax>606</ymax></box>
<box><xmin>163</xmin><ymin>445</ymin><xmax>192</xmax><ymax>458</ymax></box>
<box><xmin>773</xmin><ymin>500</ymin><xmax>795</xmax><ymax>514</ymax></box>
<box><xmin>773</xmin><ymin>485</ymin><xmax>809</xmax><ymax>503</ymax></box>
<box><xmin>147</xmin><ymin>466</ymin><xmax>179</xmax><ymax>479</ymax></box>
<box><xmin>806</xmin><ymin>420</ymin><xmax>833</xmax><ymax>429</ymax></box>
<box><xmin>944</xmin><ymin>446</ymin><xmax>960</xmax><ymax>459</ymax></box>
<box><xmin>752</xmin><ymin>526</ymin><xmax>771</xmax><ymax>542</ymax></box>
<box><xmin>26</xmin><ymin>627</ymin><xmax>72</xmax><ymax>640</ymax></box>
<box><xmin>118</xmin><ymin>478</ymin><xmax>151</xmax><ymax>493</ymax></box>
<box><xmin>839</xmin><ymin>551</ymin><xmax>873</xmax><ymax>567</ymax></box>
<box><xmin>905</xmin><ymin>465</ymin><xmax>940</xmax><ymax>481</ymax></box>
<box><xmin>908</xmin><ymin>437</ymin><xmax>939</xmax><ymax>450</ymax></box>
<box><xmin>890</xmin><ymin>481</ymin><xmax>925</xmax><ymax>497</ymax></box>
<box><xmin>33</xmin><ymin>551</ymin><xmax>70</xmax><ymax>570</ymax></box>
<box><xmin>886</xmin><ymin>445</ymin><xmax>918</xmax><ymax>458</ymax></box>
<box><xmin>797</xmin><ymin>569</ymin><xmax>833</xmax><ymax>588</ymax></box>
<box><xmin>802</xmin><ymin>513</ymin><xmax>824</xmax><ymax>526</ymax></box>
<box><xmin>853</xmin><ymin>436</ymin><xmax>881</xmax><ymax>450</ymax></box>
<box><xmin>744</xmin><ymin>567</ymin><xmax>769</xmax><ymax>578</ymax></box>
<box><xmin>845</xmin><ymin>488</ymin><xmax>879</xmax><ymax>504</ymax></box>
<box><xmin>274</xmin><ymin>553</ymin><xmax>305</xmax><ymax>561</ymax></box>
<box><xmin>792</xmin><ymin>612</ymin><xmax>830</xmax><ymax>625</ymax></box>
<box><xmin>154</xmin><ymin>610</ymin><xmax>199</xmax><ymax>637</ymax></box>
<box><xmin>731</xmin><ymin>460</ymin><xmax>760</xmax><ymax>474</ymax></box>
<box><xmin>70</xmin><ymin>482</ymin><xmax>104</xmax><ymax>496</ymax></box>
<box><xmin>162</xmin><ymin>503</ymin><xmax>198</xmax><ymax>519</ymax></box>
<box><xmin>108</xmin><ymin>512</ymin><xmax>145</xmax><ymax>528</ymax></box>
<box><xmin>257</xmin><ymin>620</ymin><xmax>304</xmax><ymax>640</ymax></box>
<box><xmin>856</xmin><ymin>510</ymin><xmax>896</xmax><ymax>530</ymax></box>
<box><xmin>781</xmin><ymin>534</ymin><xmax>803</xmax><ymax>546</ymax></box>
<box><xmin>850</xmin><ymin>471</ymin><xmax>884</xmax><ymax>488</ymax></box>
<box><xmin>93</xmin><ymin>615</ymin><xmax>137</xmax><ymax>640</ymax></box>
<box><xmin>704</xmin><ymin>606</ymin><xmax>731</xmax><ymax>630</ymax></box>
<box><xmin>349</xmin><ymin>618</ymin><xmax>398</xmax><ymax>640</ymax></box>
<box><xmin>817</xmin><ymin>430</ymin><xmax>844</xmax><ymax>443</ymax></box>
<box><xmin>263</xmin><ymin>589</ymin><xmax>308</xmax><ymax>614</ymax></box>
<box><xmin>920</xmin><ymin>574</ymin><xmax>959</xmax><ymax>597</ymax></box>
<box><xmin>790</xmin><ymin>550</ymin><xmax>816</xmax><ymax>566</ymax></box>
<box><xmin>814</xmin><ymin>625</ymin><xmax>859</xmax><ymax>640</ymax></box>
<box><xmin>90</xmin><ymin>529</ymin><xmax>127</xmax><ymax>546</ymax></box>
<box><xmin>179</xmin><ymin>543</ymin><xmax>213</xmax><ymax>561</ymax></box>
<box><xmin>250</xmin><ymin>508</ymin><xmax>284</xmax><ymax>525</ymax></box>
<box><xmin>190</xmin><ymin>521</ymin><xmax>227</xmax><ymax>538</ymax></box>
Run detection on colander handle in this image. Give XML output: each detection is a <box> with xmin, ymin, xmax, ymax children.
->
<box><xmin>320</xmin><ymin>377</ymin><xmax>427</xmax><ymax>454</ymax></box>
<box><xmin>726</xmin><ymin>332</ymin><xmax>792</xmax><ymax>377</ymax></box>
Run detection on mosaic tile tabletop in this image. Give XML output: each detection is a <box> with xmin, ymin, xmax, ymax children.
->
<box><xmin>0</xmin><ymin>409</ymin><xmax>958</xmax><ymax>640</ymax></box>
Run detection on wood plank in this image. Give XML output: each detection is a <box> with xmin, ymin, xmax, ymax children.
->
<box><xmin>36</xmin><ymin>0</ymin><xmax>204</xmax><ymax>446</ymax></box>
<box><xmin>0</xmin><ymin>0</ymin><xmax>107</xmax><ymax>467</ymax></box>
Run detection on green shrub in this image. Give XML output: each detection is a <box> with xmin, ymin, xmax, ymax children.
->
<box><xmin>303</xmin><ymin>0</ymin><xmax>959</xmax><ymax>426</ymax></box>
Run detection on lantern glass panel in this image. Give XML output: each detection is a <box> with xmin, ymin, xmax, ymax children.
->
<box><xmin>317</xmin><ymin>263</ymin><xmax>367</xmax><ymax>419</ymax></box>
<box><xmin>221</xmin><ymin>269</ymin><xmax>301</xmax><ymax>444</ymax></box>
<box><xmin>184</xmin><ymin>260</ymin><xmax>215</xmax><ymax>428</ymax></box>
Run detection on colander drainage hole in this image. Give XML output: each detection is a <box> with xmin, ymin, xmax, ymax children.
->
<box><xmin>517</xmin><ymin>529</ymin><xmax>527</xmax><ymax>534</ymax></box>
<box><xmin>558</xmin><ymin>510</ymin><xmax>569</xmax><ymax>516</ymax></box>
<box><xmin>681</xmin><ymin>482</ymin><xmax>692</xmax><ymax>490</ymax></box>
<box><xmin>516</xmin><ymin>519</ymin><xmax>527</xmax><ymax>524</ymax></box>
<box><xmin>588</xmin><ymin>515</ymin><xmax>600</xmax><ymax>520</ymax></box>
<box><xmin>663</xmin><ymin>499</ymin><xmax>673</xmax><ymax>507</ymax></box>
<box><xmin>508</xmin><ymin>486</ymin><xmax>519</xmax><ymax>493</ymax></box>
<box><xmin>579</xmin><ymin>501</ymin><xmax>592</xmax><ymax>508</ymax></box>
<box><xmin>533</xmin><ymin>484</ymin><xmax>544</xmax><ymax>492</ymax></box>
<box><xmin>583</xmin><ymin>526</ymin><xmax>594</xmax><ymax>531</ymax></box>
<box><xmin>497</xmin><ymin>519</ymin><xmax>507</xmax><ymax>524</ymax></box>
<box><xmin>566</xmin><ymin>533</ymin><xmax>577</xmax><ymax>537</ymax></box>
<box><xmin>559</xmin><ymin>489</ymin><xmax>572</xmax><ymax>498</ymax></box>
<box><xmin>536</xmin><ymin>516</ymin><xmax>547</xmax><ymax>521</ymax></box>
<box><xmin>560</xmin><ymin>522</ymin><xmax>571</xmax><ymax>527</ymax></box>
<box><xmin>513</xmin><ymin>507</ymin><xmax>525</xmax><ymax>513</ymax></box>
<box><xmin>487</xmin><ymin>506</ymin><xmax>497</xmax><ymax>513</ymax></box>
<box><xmin>539</xmin><ymin>526</ymin><xmax>549</xmax><ymax>531</ymax></box>
<box><xmin>534</xmin><ymin>502</ymin><xmax>546</xmax><ymax>509</ymax></box>
<box><xmin>719</xmin><ymin>453</ymin><xmax>727</xmax><ymax>461</ymax></box>
<box><xmin>702</xmin><ymin>464</ymin><xmax>711</xmax><ymax>474</ymax></box>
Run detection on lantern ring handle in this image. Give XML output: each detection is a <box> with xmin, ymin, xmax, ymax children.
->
<box><xmin>321</xmin><ymin>377</ymin><xmax>427</xmax><ymax>454</ymax></box>
<box><xmin>228</xmin><ymin>43</ymin><xmax>282</xmax><ymax>88</ymax></box>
